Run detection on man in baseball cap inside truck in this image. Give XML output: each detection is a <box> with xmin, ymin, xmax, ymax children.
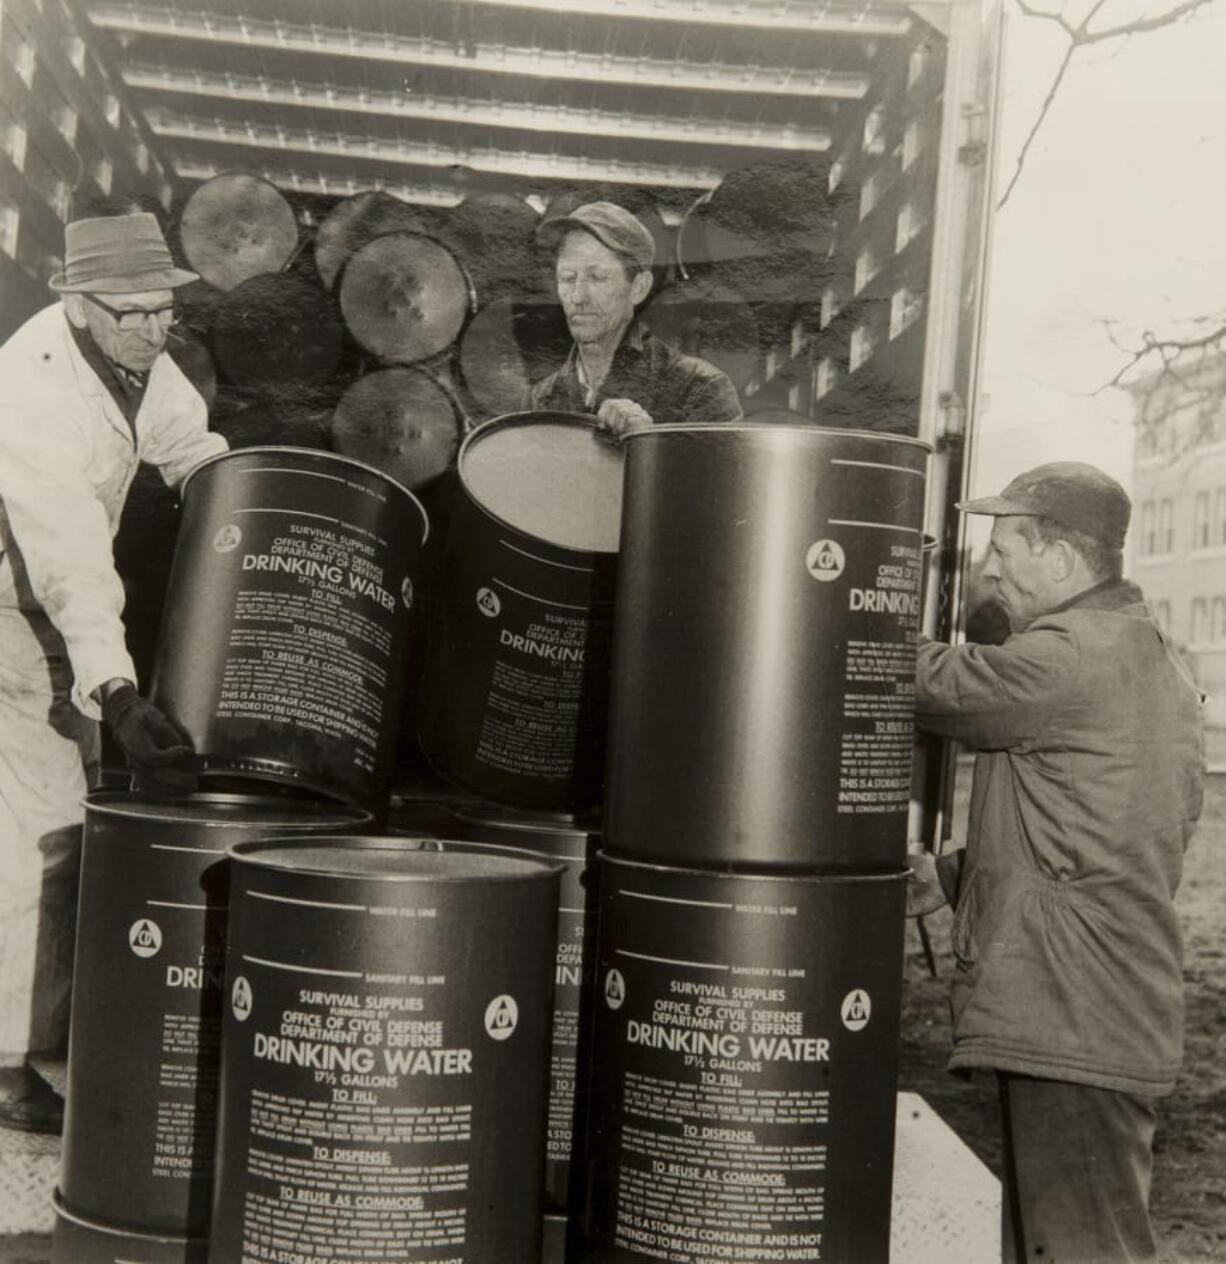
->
<box><xmin>531</xmin><ymin>201</ymin><xmax>743</xmax><ymax>438</ymax></box>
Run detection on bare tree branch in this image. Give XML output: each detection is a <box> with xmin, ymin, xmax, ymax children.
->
<box><xmin>998</xmin><ymin>0</ymin><xmax>1215</xmax><ymax>209</ymax></box>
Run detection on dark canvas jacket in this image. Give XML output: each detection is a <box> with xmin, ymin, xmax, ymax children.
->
<box><xmin>528</xmin><ymin>319</ymin><xmax>742</xmax><ymax>425</ymax></box>
<box><xmin>916</xmin><ymin>581</ymin><xmax>1204</xmax><ymax>1096</ymax></box>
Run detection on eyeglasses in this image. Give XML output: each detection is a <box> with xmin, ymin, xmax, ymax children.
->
<box><xmin>84</xmin><ymin>294</ymin><xmax>181</xmax><ymax>331</ymax></box>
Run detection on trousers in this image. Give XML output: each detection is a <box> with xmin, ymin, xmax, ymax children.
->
<box><xmin>999</xmin><ymin>1073</ymin><xmax>1159</xmax><ymax>1264</ymax></box>
<box><xmin>0</xmin><ymin>604</ymin><xmax>98</xmax><ymax>1061</ymax></box>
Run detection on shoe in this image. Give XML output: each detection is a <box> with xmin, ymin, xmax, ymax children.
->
<box><xmin>0</xmin><ymin>1063</ymin><xmax>64</xmax><ymax>1135</ymax></box>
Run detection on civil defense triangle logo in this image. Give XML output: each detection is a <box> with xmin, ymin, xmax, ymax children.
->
<box><xmin>806</xmin><ymin>538</ymin><xmax>846</xmax><ymax>582</ymax></box>
<box><xmin>128</xmin><ymin>918</ymin><xmax>162</xmax><ymax>958</ymax></box>
<box><xmin>841</xmin><ymin>989</ymin><xmax>872</xmax><ymax>1032</ymax></box>
<box><xmin>484</xmin><ymin>994</ymin><xmax>519</xmax><ymax>1041</ymax></box>
<box><xmin>604</xmin><ymin>968</ymin><xmax>625</xmax><ymax>1010</ymax></box>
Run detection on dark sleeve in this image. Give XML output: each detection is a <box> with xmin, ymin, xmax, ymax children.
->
<box><xmin>914</xmin><ymin>625</ymin><xmax>1080</xmax><ymax>750</ymax></box>
<box><xmin>680</xmin><ymin>362</ymin><xmax>743</xmax><ymax>424</ymax></box>
<box><xmin>936</xmin><ymin>850</ymin><xmax>965</xmax><ymax>906</ymax></box>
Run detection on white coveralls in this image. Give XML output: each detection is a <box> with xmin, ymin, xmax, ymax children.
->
<box><xmin>0</xmin><ymin>303</ymin><xmax>226</xmax><ymax>1058</ymax></box>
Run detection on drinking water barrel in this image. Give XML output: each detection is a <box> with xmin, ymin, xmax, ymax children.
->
<box><xmin>457</xmin><ymin>296</ymin><xmax>572</xmax><ymax>420</ymax></box>
<box><xmin>604</xmin><ymin>423</ymin><xmax>929</xmax><ymax>870</ymax></box>
<box><xmin>640</xmin><ymin>275</ymin><xmax>760</xmax><ymax>394</ymax></box>
<box><xmin>208</xmin><ymin>837</ymin><xmax>561</xmax><ymax>1263</ymax></box>
<box><xmin>416</xmin><ymin>412</ymin><xmax>624</xmax><ymax>813</ymax></box>
<box><xmin>150</xmin><ymin>446</ymin><xmax>429</xmax><ymax>814</ymax></box>
<box><xmin>178</xmin><ymin>173</ymin><xmax>299</xmax><ymax>293</ymax></box>
<box><xmin>447</xmin><ymin>807</ymin><xmax>601</xmax><ymax>1213</ymax></box>
<box><xmin>211</xmin><ymin>272</ymin><xmax>345</xmax><ymax>395</ymax></box>
<box><xmin>583</xmin><ymin>855</ymin><xmax>907</xmax><ymax>1264</ymax></box>
<box><xmin>57</xmin><ymin>793</ymin><xmax>370</xmax><ymax>1253</ymax></box>
<box><xmin>338</xmin><ymin>230</ymin><xmax>475</xmax><ymax>365</ymax></box>
<box><xmin>331</xmin><ymin>366</ymin><xmax>467</xmax><ymax>491</ymax></box>
<box><xmin>52</xmin><ymin>1193</ymin><xmax>206</xmax><ymax>1264</ymax></box>
<box><xmin>314</xmin><ymin>190</ymin><xmax>441</xmax><ymax>292</ymax></box>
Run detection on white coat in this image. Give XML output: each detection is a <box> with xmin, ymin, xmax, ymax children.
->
<box><xmin>0</xmin><ymin>301</ymin><xmax>226</xmax><ymax>1057</ymax></box>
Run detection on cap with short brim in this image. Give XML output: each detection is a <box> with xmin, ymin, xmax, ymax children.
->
<box><xmin>537</xmin><ymin>201</ymin><xmax>656</xmax><ymax>273</ymax></box>
<box><xmin>49</xmin><ymin>212</ymin><xmax>199</xmax><ymax>293</ymax></box>
<box><xmin>957</xmin><ymin>461</ymin><xmax>1131</xmax><ymax>551</ymax></box>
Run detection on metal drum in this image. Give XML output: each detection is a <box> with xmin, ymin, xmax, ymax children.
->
<box><xmin>447</xmin><ymin>807</ymin><xmax>601</xmax><ymax>1213</ymax></box>
<box><xmin>52</xmin><ymin>1193</ymin><xmax>207</xmax><ymax>1264</ymax></box>
<box><xmin>178</xmin><ymin>173</ymin><xmax>299</xmax><ymax>293</ymax></box>
<box><xmin>641</xmin><ymin>275</ymin><xmax>760</xmax><ymax>394</ymax></box>
<box><xmin>416</xmin><ymin>412</ymin><xmax>624</xmax><ymax>814</ymax></box>
<box><xmin>59</xmin><ymin>793</ymin><xmax>371</xmax><ymax>1242</ymax></box>
<box><xmin>314</xmin><ymin>190</ymin><xmax>440</xmax><ymax>292</ymax></box>
<box><xmin>208</xmin><ymin>837</ymin><xmax>561</xmax><ymax>1264</ymax></box>
<box><xmin>338</xmin><ymin>230</ymin><xmax>475</xmax><ymax>364</ymax></box>
<box><xmin>211</xmin><ymin>273</ymin><xmax>345</xmax><ymax>395</ymax></box>
<box><xmin>604</xmin><ymin>422</ymin><xmax>929</xmax><ymax>870</ymax></box>
<box><xmin>583</xmin><ymin>855</ymin><xmax>908</xmax><ymax>1264</ymax></box>
<box><xmin>331</xmin><ymin>366</ymin><xmax>467</xmax><ymax>491</ymax></box>
<box><xmin>677</xmin><ymin>159</ymin><xmax>834</xmax><ymax>305</ymax></box>
<box><xmin>150</xmin><ymin>447</ymin><xmax>429</xmax><ymax>813</ymax></box>
<box><xmin>446</xmin><ymin>191</ymin><xmax>542</xmax><ymax>306</ymax></box>
<box><xmin>457</xmin><ymin>297</ymin><xmax>572</xmax><ymax>419</ymax></box>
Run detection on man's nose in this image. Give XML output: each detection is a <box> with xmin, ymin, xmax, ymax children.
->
<box><xmin>981</xmin><ymin>554</ymin><xmax>1001</xmax><ymax>581</ymax></box>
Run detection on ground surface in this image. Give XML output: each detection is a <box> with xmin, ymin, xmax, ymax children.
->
<box><xmin>898</xmin><ymin>761</ymin><xmax>1226</xmax><ymax>1264</ymax></box>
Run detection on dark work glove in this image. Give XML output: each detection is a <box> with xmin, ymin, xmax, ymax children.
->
<box><xmin>102</xmin><ymin>684</ymin><xmax>198</xmax><ymax>797</ymax></box>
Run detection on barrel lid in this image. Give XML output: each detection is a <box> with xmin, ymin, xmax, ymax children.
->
<box><xmin>331</xmin><ymin>366</ymin><xmax>465</xmax><ymax>491</ymax></box>
<box><xmin>597</xmin><ymin>850</ymin><xmax>910</xmax><ymax>886</ymax></box>
<box><xmin>460</xmin><ymin>411</ymin><xmax>625</xmax><ymax>554</ymax></box>
<box><xmin>454</xmin><ymin>803</ymin><xmax>599</xmax><ymax>834</ymax></box>
<box><xmin>338</xmin><ymin>230</ymin><xmax>475</xmax><ymax>364</ymax></box>
<box><xmin>179</xmin><ymin>445</ymin><xmax>430</xmax><ymax>544</ymax></box>
<box><xmin>314</xmin><ymin>190</ymin><xmax>439</xmax><ymax>291</ymax></box>
<box><xmin>640</xmin><ymin>274</ymin><xmax>759</xmax><ymax>392</ymax></box>
<box><xmin>230</xmin><ymin>836</ymin><xmax>562</xmax><ymax>882</ymax></box>
<box><xmin>179</xmin><ymin>173</ymin><xmax>299</xmax><ymax>292</ymax></box>
<box><xmin>624</xmin><ymin>419</ymin><xmax>932</xmax><ymax>454</ymax></box>
<box><xmin>211</xmin><ymin>272</ymin><xmax>344</xmax><ymax>390</ymax></box>
<box><xmin>83</xmin><ymin>790</ymin><xmax>372</xmax><ymax>830</ymax></box>
<box><xmin>457</xmin><ymin>296</ymin><xmax>571</xmax><ymax>418</ymax></box>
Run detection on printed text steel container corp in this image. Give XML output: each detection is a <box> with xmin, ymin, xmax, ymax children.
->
<box><xmin>209</xmin><ymin>837</ymin><xmax>561</xmax><ymax>1264</ymax></box>
<box><xmin>604</xmin><ymin>423</ymin><xmax>929</xmax><ymax>870</ymax></box>
<box><xmin>417</xmin><ymin>412</ymin><xmax>623</xmax><ymax>814</ymax></box>
<box><xmin>150</xmin><ymin>446</ymin><xmax>429</xmax><ymax>815</ymax></box>
<box><xmin>583</xmin><ymin>855</ymin><xmax>908</xmax><ymax>1264</ymax></box>
<box><xmin>447</xmin><ymin>807</ymin><xmax>602</xmax><ymax>1214</ymax></box>
<box><xmin>59</xmin><ymin>793</ymin><xmax>371</xmax><ymax>1242</ymax></box>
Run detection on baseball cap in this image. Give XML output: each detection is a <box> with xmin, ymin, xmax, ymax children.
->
<box><xmin>958</xmin><ymin>462</ymin><xmax>1131</xmax><ymax>550</ymax></box>
<box><xmin>537</xmin><ymin>201</ymin><xmax>656</xmax><ymax>273</ymax></box>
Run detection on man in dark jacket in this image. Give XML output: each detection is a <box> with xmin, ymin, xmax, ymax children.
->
<box><xmin>911</xmin><ymin>462</ymin><xmax>1204</xmax><ymax>1264</ymax></box>
<box><xmin>530</xmin><ymin>202</ymin><xmax>742</xmax><ymax>437</ymax></box>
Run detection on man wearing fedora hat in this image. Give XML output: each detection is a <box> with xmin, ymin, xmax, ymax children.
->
<box><xmin>0</xmin><ymin>211</ymin><xmax>225</xmax><ymax>1132</ymax></box>
<box><xmin>908</xmin><ymin>462</ymin><xmax>1204</xmax><ymax>1262</ymax></box>
<box><xmin>531</xmin><ymin>201</ymin><xmax>742</xmax><ymax>437</ymax></box>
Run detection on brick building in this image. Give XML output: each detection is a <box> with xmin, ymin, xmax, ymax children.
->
<box><xmin>1129</xmin><ymin>352</ymin><xmax>1226</xmax><ymax>724</ymax></box>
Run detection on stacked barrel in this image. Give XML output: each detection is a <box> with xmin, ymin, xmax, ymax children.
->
<box><xmin>53</xmin><ymin>444</ymin><xmax>565</xmax><ymax>1264</ymax></box>
<box><xmin>579</xmin><ymin>421</ymin><xmax>929</xmax><ymax>1264</ymax></box>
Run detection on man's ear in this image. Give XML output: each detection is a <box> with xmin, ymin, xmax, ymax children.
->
<box><xmin>630</xmin><ymin>268</ymin><xmax>653</xmax><ymax>306</ymax></box>
<box><xmin>62</xmin><ymin>293</ymin><xmax>88</xmax><ymax>329</ymax></box>
<box><xmin>1047</xmin><ymin>538</ymin><xmax>1078</xmax><ymax>583</ymax></box>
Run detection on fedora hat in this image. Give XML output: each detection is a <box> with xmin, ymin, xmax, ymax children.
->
<box><xmin>49</xmin><ymin>213</ymin><xmax>199</xmax><ymax>293</ymax></box>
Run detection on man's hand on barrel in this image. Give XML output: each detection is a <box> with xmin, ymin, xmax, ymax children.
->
<box><xmin>100</xmin><ymin>681</ymin><xmax>198</xmax><ymax>797</ymax></box>
<box><xmin>905</xmin><ymin>850</ymin><xmax>949</xmax><ymax>918</ymax></box>
<box><xmin>595</xmin><ymin>397</ymin><xmax>653</xmax><ymax>441</ymax></box>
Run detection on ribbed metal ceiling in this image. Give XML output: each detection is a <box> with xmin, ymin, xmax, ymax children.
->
<box><xmin>81</xmin><ymin>0</ymin><xmax>918</xmax><ymax>212</ymax></box>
